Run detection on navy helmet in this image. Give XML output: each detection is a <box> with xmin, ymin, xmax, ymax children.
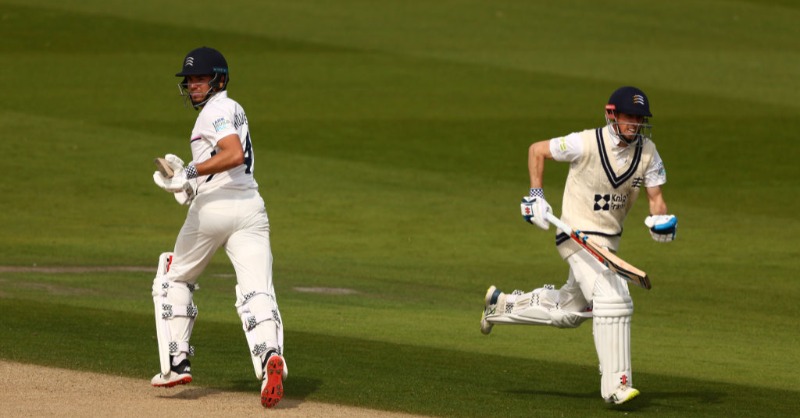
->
<box><xmin>604</xmin><ymin>86</ymin><xmax>653</xmax><ymax>143</ymax></box>
<box><xmin>606</xmin><ymin>86</ymin><xmax>652</xmax><ymax>117</ymax></box>
<box><xmin>176</xmin><ymin>47</ymin><xmax>229</xmax><ymax>108</ymax></box>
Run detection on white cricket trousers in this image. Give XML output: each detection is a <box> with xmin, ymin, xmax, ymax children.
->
<box><xmin>167</xmin><ymin>187</ymin><xmax>274</xmax><ymax>297</ymax></box>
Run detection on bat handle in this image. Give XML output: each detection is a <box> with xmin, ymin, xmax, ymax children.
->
<box><xmin>544</xmin><ymin>212</ymin><xmax>572</xmax><ymax>234</ymax></box>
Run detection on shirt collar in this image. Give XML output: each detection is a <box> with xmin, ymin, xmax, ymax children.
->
<box><xmin>208</xmin><ymin>90</ymin><xmax>228</xmax><ymax>104</ymax></box>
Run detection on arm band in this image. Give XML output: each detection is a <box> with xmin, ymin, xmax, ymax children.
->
<box><xmin>185</xmin><ymin>163</ymin><xmax>198</xmax><ymax>180</ymax></box>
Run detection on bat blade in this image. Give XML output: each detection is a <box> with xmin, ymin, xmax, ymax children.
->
<box><xmin>577</xmin><ymin>234</ymin><xmax>651</xmax><ymax>289</ymax></box>
<box><xmin>154</xmin><ymin>157</ymin><xmax>174</xmax><ymax>178</ymax></box>
<box><xmin>545</xmin><ymin>212</ymin><xmax>651</xmax><ymax>290</ymax></box>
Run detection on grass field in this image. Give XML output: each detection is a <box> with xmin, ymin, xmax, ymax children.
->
<box><xmin>1</xmin><ymin>0</ymin><xmax>799</xmax><ymax>416</ymax></box>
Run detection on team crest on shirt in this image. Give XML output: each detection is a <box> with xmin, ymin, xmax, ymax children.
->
<box><xmin>594</xmin><ymin>193</ymin><xmax>629</xmax><ymax>211</ymax></box>
<box><xmin>213</xmin><ymin>117</ymin><xmax>232</xmax><ymax>132</ymax></box>
<box><xmin>655</xmin><ymin>161</ymin><xmax>666</xmax><ymax>177</ymax></box>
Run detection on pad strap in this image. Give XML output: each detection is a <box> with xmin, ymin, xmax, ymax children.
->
<box><xmin>242</xmin><ymin>310</ymin><xmax>274</xmax><ymax>331</ymax></box>
<box><xmin>161</xmin><ymin>303</ymin><xmax>199</xmax><ymax>319</ymax></box>
<box><xmin>169</xmin><ymin>341</ymin><xmax>196</xmax><ymax>356</ymax></box>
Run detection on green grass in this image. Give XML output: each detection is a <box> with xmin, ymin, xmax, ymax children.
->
<box><xmin>1</xmin><ymin>0</ymin><xmax>799</xmax><ymax>416</ymax></box>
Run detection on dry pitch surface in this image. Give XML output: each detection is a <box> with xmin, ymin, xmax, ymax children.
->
<box><xmin>0</xmin><ymin>361</ymin><xmax>426</xmax><ymax>418</ymax></box>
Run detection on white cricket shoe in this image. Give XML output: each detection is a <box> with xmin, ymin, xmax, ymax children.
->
<box><xmin>151</xmin><ymin>359</ymin><xmax>192</xmax><ymax>388</ymax></box>
<box><xmin>480</xmin><ymin>285</ymin><xmax>503</xmax><ymax>335</ymax></box>
<box><xmin>606</xmin><ymin>386</ymin><xmax>640</xmax><ymax>405</ymax></box>
<box><xmin>261</xmin><ymin>354</ymin><xmax>285</xmax><ymax>408</ymax></box>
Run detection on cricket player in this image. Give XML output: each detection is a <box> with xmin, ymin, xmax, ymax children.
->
<box><xmin>480</xmin><ymin>86</ymin><xmax>677</xmax><ymax>405</ymax></box>
<box><xmin>150</xmin><ymin>46</ymin><xmax>286</xmax><ymax>409</ymax></box>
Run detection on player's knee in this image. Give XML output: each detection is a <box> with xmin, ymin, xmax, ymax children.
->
<box><xmin>594</xmin><ymin>269</ymin><xmax>631</xmax><ymax>299</ymax></box>
<box><xmin>550</xmin><ymin>310</ymin><xmax>592</xmax><ymax>328</ymax></box>
<box><xmin>593</xmin><ymin>295</ymin><xmax>633</xmax><ymax>317</ymax></box>
<box><xmin>167</xmin><ymin>281</ymin><xmax>196</xmax><ymax>304</ymax></box>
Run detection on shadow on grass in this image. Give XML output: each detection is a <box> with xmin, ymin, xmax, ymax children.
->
<box><xmin>154</xmin><ymin>387</ymin><xmax>223</xmax><ymax>400</ymax></box>
<box><xmin>0</xmin><ymin>299</ymin><xmax>795</xmax><ymax>418</ymax></box>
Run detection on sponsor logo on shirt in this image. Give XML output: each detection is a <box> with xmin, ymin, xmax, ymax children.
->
<box><xmin>594</xmin><ymin>193</ymin><xmax>629</xmax><ymax>211</ymax></box>
<box><xmin>213</xmin><ymin>118</ymin><xmax>232</xmax><ymax>132</ymax></box>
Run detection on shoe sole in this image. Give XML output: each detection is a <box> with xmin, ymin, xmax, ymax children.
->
<box><xmin>151</xmin><ymin>374</ymin><xmax>192</xmax><ymax>388</ymax></box>
<box><xmin>261</xmin><ymin>356</ymin><xmax>285</xmax><ymax>408</ymax></box>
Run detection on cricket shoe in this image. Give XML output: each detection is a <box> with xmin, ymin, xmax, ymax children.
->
<box><xmin>151</xmin><ymin>359</ymin><xmax>192</xmax><ymax>388</ymax></box>
<box><xmin>261</xmin><ymin>354</ymin><xmax>285</xmax><ymax>408</ymax></box>
<box><xmin>480</xmin><ymin>285</ymin><xmax>503</xmax><ymax>335</ymax></box>
<box><xmin>606</xmin><ymin>386</ymin><xmax>640</xmax><ymax>405</ymax></box>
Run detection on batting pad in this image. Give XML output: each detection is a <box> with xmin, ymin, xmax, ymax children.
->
<box><xmin>235</xmin><ymin>285</ymin><xmax>283</xmax><ymax>380</ymax></box>
<box><xmin>593</xmin><ymin>296</ymin><xmax>634</xmax><ymax>399</ymax></box>
<box><xmin>485</xmin><ymin>287</ymin><xmax>592</xmax><ymax>329</ymax></box>
<box><xmin>152</xmin><ymin>253</ymin><xmax>198</xmax><ymax>375</ymax></box>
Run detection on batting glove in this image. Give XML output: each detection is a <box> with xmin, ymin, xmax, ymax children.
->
<box><xmin>164</xmin><ymin>154</ymin><xmax>185</xmax><ymax>172</ymax></box>
<box><xmin>521</xmin><ymin>195</ymin><xmax>552</xmax><ymax>230</ymax></box>
<box><xmin>153</xmin><ymin>154</ymin><xmax>197</xmax><ymax>195</ymax></box>
<box><xmin>172</xmin><ymin>187</ymin><xmax>195</xmax><ymax>205</ymax></box>
<box><xmin>644</xmin><ymin>214</ymin><xmax>677</xmax><ymax>242</ymax></box>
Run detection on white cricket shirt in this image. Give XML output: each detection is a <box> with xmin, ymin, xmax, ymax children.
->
<box><xmin>189</xmin><ymin>91</ymin><xmax>258</xmax><ymax>194</ymax></box>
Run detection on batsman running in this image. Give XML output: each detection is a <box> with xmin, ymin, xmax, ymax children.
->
<box><xmin>150</xmin><ymin>46</ymin><xmax>286</xmax><ymax>409</ymax></box>
<box><xmin>480</xmin><ymin>86</ymin><xmax>678</xmax><ymax>405</ymax></box>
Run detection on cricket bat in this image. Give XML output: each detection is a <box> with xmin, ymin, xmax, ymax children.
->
<box><xmin>545</xmin><ymin>212</ymin><xmax>652</xmax><ymax>290</ymax></box>
<box><xmin>154</xmin><ymin>157</ymin><xmax>174</xmax><ymax>178</ymax></box>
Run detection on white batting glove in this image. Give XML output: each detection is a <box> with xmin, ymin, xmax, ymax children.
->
<box><xmin>644</xmin><ymin>214</ymin><xmax>677</xmax><ymax>242</ymax></box>
<box><xmin>153</xmin><ymin>170</ymin><xmax>197</xmax><ymax>205</ymax></box>
<box><xmin>173</xmin><ymin>187</ymin><xmax>196</xmax><ymax>205</ymax></box>
<box><xmin>164</xmin><ymin>154</ymin><xmax>185</xmax><ymax>172</ymax></box>
<box><xmin>152</xmin><ymin>154</ymin><xmax>198</xmax><ymax>195</ymax></box>
<box><xmin>521</xmin><ymin>194</ymin><xmax>552</xmax><ymax>230</ymax></box>
<box><xmin>153</xmin><ymin>169</ymin><xmax>187</xmax><ymax>192</ymax></box>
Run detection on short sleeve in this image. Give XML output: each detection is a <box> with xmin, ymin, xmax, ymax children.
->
<box><xmin>196</xmin><ymin>104</ymin><xmax>237</xmax><ymax>146</ymax></box>
<box><xmin>549</xmin><ymin>132</ymin><xmax>584</xmax><ymax>163</ymax></box>
<box><xmin>644</xmin><ymin>147</ymin><xmax>667</xmax><ymax>187</ymax></box>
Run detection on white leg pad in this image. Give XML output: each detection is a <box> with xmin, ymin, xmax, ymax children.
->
<box><xmin>486</xmin><ymin>310</ymin><xmax>592</xmax><ymax>328</ymax></box>
<box><xmin>235</xmin><ymin>285</ymin><xmax>283</xmax><ymax>380</ymax></box>
<box><xmin>485</xmin><ymin>286</ymin><xmax>592</xmax><ymax>329</ymax></box>
<box><xmin>152</xmin><ymin>252</ymin><xmax>198</xmax><ymax>375</ymax></box>
<box><xmin>593</xmin><ymin>280</ymin><xmax>634</xmax><ymax>399</ymax></box>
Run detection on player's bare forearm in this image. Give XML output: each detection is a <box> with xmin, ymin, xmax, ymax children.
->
<box><xmin>646</xmin><ymin>186</ymin><xmax>668</xmax><ymax>215</ymax></box>
<box><xmin>528</xmin><ymin>141</ymin><xmax>553</xmax><ymax>188</ymax></box>
<box><xmin>195</xmin><ymin>134</ymin><xmax>245</xmax><ymax>176</ymax></box>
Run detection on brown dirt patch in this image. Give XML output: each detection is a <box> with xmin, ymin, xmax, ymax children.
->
<box><xmin>0</xmin><ymin>361</ymin><xmax>426</xmax><ymax>418</ymax></box>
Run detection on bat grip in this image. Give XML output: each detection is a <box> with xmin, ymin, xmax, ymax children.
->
<box><xmin>544</xmin><ymin>212</ymin><xmax>572</xmax><ymax>234</ymax></box>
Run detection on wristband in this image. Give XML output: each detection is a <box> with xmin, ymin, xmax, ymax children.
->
<box><xmin>185</xmin><ymin>163</ymin><xmax>198</xmax><ymax>180</ymax></box>
<box><xmin>529</xmin><ymin>188</ymin><xmax>545</xmax><ymax>199</ymax></box>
